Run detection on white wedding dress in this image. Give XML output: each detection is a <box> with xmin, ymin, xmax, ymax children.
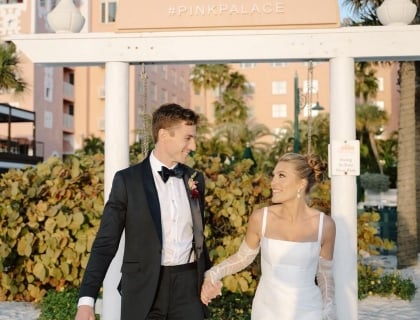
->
<box><xmin>251</xmin><ymin>207</ymin><xmax>324</xmax><ymax>320</ymax></box>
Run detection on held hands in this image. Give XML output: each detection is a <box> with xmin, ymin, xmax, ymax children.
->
<box><xmin>200</xmin><ymin>277</ymin><xmax>222</xmax><ymax>305</ymax></box>
<box><xmin>75</xmin><ymin>305</ymin><xmax>95</xmax><ymax>320</ymax></box>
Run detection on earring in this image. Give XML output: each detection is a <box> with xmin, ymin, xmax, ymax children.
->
<box><xmin>297</xmin><ymin>189</ymin><xmax>301</xmax><ymax>199</ymax></box>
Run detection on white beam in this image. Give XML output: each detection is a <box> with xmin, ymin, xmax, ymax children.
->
<box><xmin>6</xmin><ymin>25</ymin><xmax>420</xmax><ymax>65</ymax></box>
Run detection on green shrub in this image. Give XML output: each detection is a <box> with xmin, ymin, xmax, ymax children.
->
<box><xmin>360</xmin><ymin>173</ymin><xmax>390</xmax><ymax>192</ymax></box>
<box><xmin>0</xmin><ymin>154</ymin><xmax>104</xmax><ymax>301</ymax></box>
<box><xmin>38</xmin><ymin>287</ymin><xmax>99</xmax><ymax>320</ymax></box>
<box><xmin>208</xmin><ymin>290</ymin><xmax>252</xmax><ymax>320</ymax></box>
<box><xmin>358</xmin><ymin>264</ymin><xmax>416</xmax><ymax>301</ymax></box>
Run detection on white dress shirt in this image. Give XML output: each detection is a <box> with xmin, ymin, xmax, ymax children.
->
<box><xmin>150</xmin><ymin>151</ymin><xmax>194</xmax><ymax>266</ymax></box>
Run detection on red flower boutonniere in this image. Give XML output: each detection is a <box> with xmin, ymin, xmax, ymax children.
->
<box><xmin>188</xmin><ymin>172</ymin><xmax>199</xmax><ymax>199</ymax></box>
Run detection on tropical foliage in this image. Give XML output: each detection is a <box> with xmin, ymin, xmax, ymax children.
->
<box><xmin>0</xmin><ymin>155</ymin><xmax>104</xmax><ymax>301</ymax></box>
<box><xmin>192</xmin><ymin>64</ymin><xmax>273</xmax><ymax>167</ymax></box>
<box><xmin>0</xmin><ymin>41</ymin><xmax>26</xmax><ymax>93</ymax></box>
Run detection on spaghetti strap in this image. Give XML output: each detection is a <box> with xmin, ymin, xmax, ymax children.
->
<box><xmin>317</xmin><ymin>212</ymin><xmax>325</xmax><ymax>243</ymax></box>
<box><xmin>262</xmin><ymin>207</ymin><xmax>268</xmax><ymax>237</ymax></box>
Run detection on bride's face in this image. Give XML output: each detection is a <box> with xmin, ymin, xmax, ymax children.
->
<box><xmin>270</xmin><ymin>161</ymin><xmax>305</xmax><ymax>203</ymax></box>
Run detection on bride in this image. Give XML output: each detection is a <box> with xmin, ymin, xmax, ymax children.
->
<box><xmin>201</xmin><ymin>153</ymin><xmax>336</xmax><ymax>320</ymax></box>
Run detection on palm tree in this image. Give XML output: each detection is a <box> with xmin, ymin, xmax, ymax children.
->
<box><xmin>79</xmin><ymin>135</ymin><xmax>104</xmax><ymax>155</ymax></box>
<box><xmin>0</xmin><ymin>42</ymin><xmax>26</xmax><ymax>93</ymax></box>
<box><xmin>356</xmin><ymin>104</ymin><xmax>388</xmax><ymax>174</ymax></box>
<box><xmin>355</xmin><ymin>62</ymin><xmax>379</xmax><ymax>104</ymax></box>
<box><xmin>344</xmin><ymin>0</ymin><xmax>420</xmax><ymax>267</ymax></box>
<box><xmin>190</xmin><ymin>64</ymin><xmax>230</xmax><ymax>115</ymax></box>
<box><xmin>193</xmin><ymin>65</ymin><xmax>273</xmax><ymax>168</ymax></box>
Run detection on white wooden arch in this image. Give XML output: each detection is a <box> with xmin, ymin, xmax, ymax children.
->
<box><xmin>8</xmin><ymin>25</ymin><xmax>420</xmax><ymax>320</ymax></box>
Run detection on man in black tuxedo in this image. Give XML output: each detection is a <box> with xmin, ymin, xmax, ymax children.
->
<box><xmin>75</xmin><ymin>103</ymin><xmax>213</xmax><ymax>320</ymax></box>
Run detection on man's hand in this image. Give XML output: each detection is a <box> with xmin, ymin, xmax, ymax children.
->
<box><xmin>75</xmin><ymin>305</ymin><xmax>95</xmax><ymax>320</ymax></box>
<box><xmin>200</xmin><ymin>278</ymin><xmax>222</xmax><ymax>305</ymax></box>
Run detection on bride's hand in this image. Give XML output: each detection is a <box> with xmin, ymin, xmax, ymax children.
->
<box><xmin>200</xmin><ymin>278</ymin><xmax>222</xmax><ymax>305</ymax></box>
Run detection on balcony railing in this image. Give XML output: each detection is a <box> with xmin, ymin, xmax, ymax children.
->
<box><xmin>0</xmin><ymin>103</ymin><xmax>44</xmax><ymax>172</ymax></box>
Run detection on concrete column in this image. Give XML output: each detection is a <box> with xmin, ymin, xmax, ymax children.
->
<box><xmin>329</xmin><ymin>57</ymin><xmax>358</xmax><ymax>320</ymax></box>
<box><xmin>102</xmin><ymin>61</ymin><xmax>130</xmax><ymax>320</ymax></box>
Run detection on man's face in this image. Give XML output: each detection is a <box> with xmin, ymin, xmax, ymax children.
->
<box><xmin>160</xmin><ymin>122</ymin><xmax>197</xmax><ymax>166</ymax></box>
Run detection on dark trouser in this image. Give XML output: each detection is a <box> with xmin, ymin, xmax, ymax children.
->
<box><xmin>146</xmin><ymin>262</ymin><xmax>204</xmax><ymax>320</ymax></box>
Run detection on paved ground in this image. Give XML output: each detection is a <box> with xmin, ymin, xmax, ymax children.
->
<box><xmin>0</xmin><ymin>255</ymin><xmax>419</xmax><ymax>319</ymax></box>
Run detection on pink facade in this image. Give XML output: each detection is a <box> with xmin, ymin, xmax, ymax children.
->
<box><xmin>0</xmin><ymin>0</ymin><xmax>399</xmax><ymax>161</ymax></box>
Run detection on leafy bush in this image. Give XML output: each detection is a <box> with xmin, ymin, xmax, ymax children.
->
<box><xmin>357</xmin><ymin>210</ymin><xmax>395</xmax><ymax>256</ymax></box>
<box><xmin>0</xmin><ymin>149</ymin><xmax>415</xmax><ymax>310</ymax></box>
<box><xmin>360</xmin><ymin>173</ymin><xmax>390</xmax><ymax>192</ymax></box>
<box><xmin>208</xmin><ymin>290</ymin><xmax>252</xmax><ymax>320</ymax></box>
<box><xmin>358</xmin><ymin>264</ymin><xmax>416</xmax><ymax>301</ymax></box>
<box><xmin>38</xmin><ymin>287</ymin><xmax>99</xmax><ymax>320</ymax></box>
<box><xmin>357</xmin><ymin>211</ymin><xmax>416</xmax><ymax>301</ymax></box>
<box><xmin>0</xmin><ymin>154</ymin><xmax>104</xmax><ymax>301</ymax></box>
<box><xmin>192</xmin><ymin>154</ymin><xmax>272</xmax><ymax>293</ymax></box>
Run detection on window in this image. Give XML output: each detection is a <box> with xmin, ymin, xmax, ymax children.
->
<box><xmin>248</xmin><ymin>105</ymin><xmax>255</xmax><ymax>118</ymax></box>
<box><xmin>0</xmin><ymin>0</ymin><xmax>23</xmax><ymax>4</ymax></box>
<box><xmin>212</xmin><ymin>87</ymin><xmax>221</xmax><ymax>98</ymax></box>
<box><xmin>44</xmin><ymin>67</ymin><xmax>53</xmax><ymax>102</ymax></box>
<box><xmin>44</xmin><ymin>111</ymin><xmax>53</xmax><ymax>129</ymax></box>
<box><xmin>161</xmin><ymin>65</ymin><xmax>168</xmax><ymax>80</ymax></box>
<box><xmin>374</xmin><ymin>101</ymin><xmax>385</xmax><ymax>110</ymax></box>
<box><xmin>179</xmin><ymin>76</ymin><xmax>186</xmax><ymax>91</ymax></box>
<box><xmin>273</xmin><ymin>127</ymin><xmax>287</xmax><ymax>138</ymax></box>
<box><xmin>68</xmin><ymin>72</ymin><xmax>74</xmax><ymax>85</ymax></box>
<box><xmin>271</xmin><ymin>62</ymin><xmax>288</xmax><ymax>67</ymax></box>
<box><xmin>150</xmin><ymin>82</ymin><xmax>157</xmax><ymax>101</ymax></box>
<box><xmin>272</xmin><ymin>104</ymin><xmax>287</xmax><ymax>118</ymax></box>
<box><xmin>161</xmin><ymin>89</ymin><xmax>168</xmax><ymax>104</ymax></box>
<box><xmin>239</xmin><ymin>63</ymin><xmax>256</xmax><ymax>69</ymax></box>
<box><xmin>272</xmin><ymin>81</ymin><xmax>287</xmax><ymax>95</ymax></box>
<box><xmin>245</xmin><ymin>82</ymin><xmax>255</xmax><ymax>95</ymax></box>
<box><xmin>170</xmin><ymin>69</ymin><xmax>177</xmax><ymax>85</ymax></box>
<box><xmin>101</xmin><ymin>1</ymin><xmax>117</xmax><ymax>23</ymax></box>
<box><xmin>377</xmin><ymin>77</ymin><xmax>384</xmax><ymax>91</ymax></box>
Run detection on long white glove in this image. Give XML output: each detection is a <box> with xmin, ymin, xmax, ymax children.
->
<box><xmin>205</xmin><ymin>240</ymin><xmax>259</xmax><ymax>283</ymax></box>
<box><xmin>316</xmin><ymin>257</ymin><xmax>337</xmax><ymax>320</ymax></box>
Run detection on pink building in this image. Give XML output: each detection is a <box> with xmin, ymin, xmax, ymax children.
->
<box><xmin>0</xmin><ymin>0</ymin><xmax>398</xmax><ymax>167</ymax></box>
<box><xmin>0</xmin><ymin>0</ymin><xmax>191</xmax><ymax>162</ymax></box>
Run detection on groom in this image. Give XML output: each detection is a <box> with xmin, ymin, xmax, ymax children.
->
<box><xmin>75</xmin><ymin>103</ymin><xmax>212</xmax><ymax>320</ymax></box>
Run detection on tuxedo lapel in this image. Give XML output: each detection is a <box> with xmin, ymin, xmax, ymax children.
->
<box><xmin>140</xmin><ymin>157</ymin><xmax>163</xmax><ymax>244</ymax></box>
<box><xmin>182</xmin><ymin>167</ymin><xmax>204</xmax><ymax>259</ymax></box>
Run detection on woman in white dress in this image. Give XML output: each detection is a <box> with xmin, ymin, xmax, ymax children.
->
<box><xmin>201</xmin><ymin>153</ymin><xmax>336</xmax><ymax>320</ymax></box>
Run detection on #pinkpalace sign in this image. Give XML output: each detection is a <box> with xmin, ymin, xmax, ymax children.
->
<box><xmin>116</xmin><ymin>0</ymin><xmax>340</xmax><ymax>32</ymax></box>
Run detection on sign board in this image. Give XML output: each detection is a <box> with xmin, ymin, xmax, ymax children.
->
<box><xmin>329</xmin><ymin>140</ymin><xmax>360</xmax><ymax>176</ymax></box>
<box><xmin>117</xmin><ymin>0</ymin><xmax>340</xmax><ymax>32</ymax></box>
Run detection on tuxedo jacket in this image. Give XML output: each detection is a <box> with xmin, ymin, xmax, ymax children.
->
<box><xmin>79</xmin><ymin>155</ymin><xmax>211</xmax><ymax>320</ymax></box>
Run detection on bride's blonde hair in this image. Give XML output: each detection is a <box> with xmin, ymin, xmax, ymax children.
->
<box><xmin>277</xmin><ymin>153</ymin><xmax>326</xmax><ymax>194</ymax></box>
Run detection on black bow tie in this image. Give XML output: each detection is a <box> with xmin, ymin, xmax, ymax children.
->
<box><xmin>158</xmin><ymin>165</ymin><xmax>184</xmax><ymax>183</ymax></box>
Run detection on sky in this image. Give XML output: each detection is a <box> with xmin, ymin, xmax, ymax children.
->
<box><xmin>338</xmin><ymin>0</ymin><xmax>353</xmax><ymax>20</ymax></box>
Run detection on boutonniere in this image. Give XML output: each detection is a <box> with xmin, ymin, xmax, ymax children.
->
<box><xmin>188</xmin><ymin>172</ymin><xmax>199</xmax><ymax>199</ymax></box>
